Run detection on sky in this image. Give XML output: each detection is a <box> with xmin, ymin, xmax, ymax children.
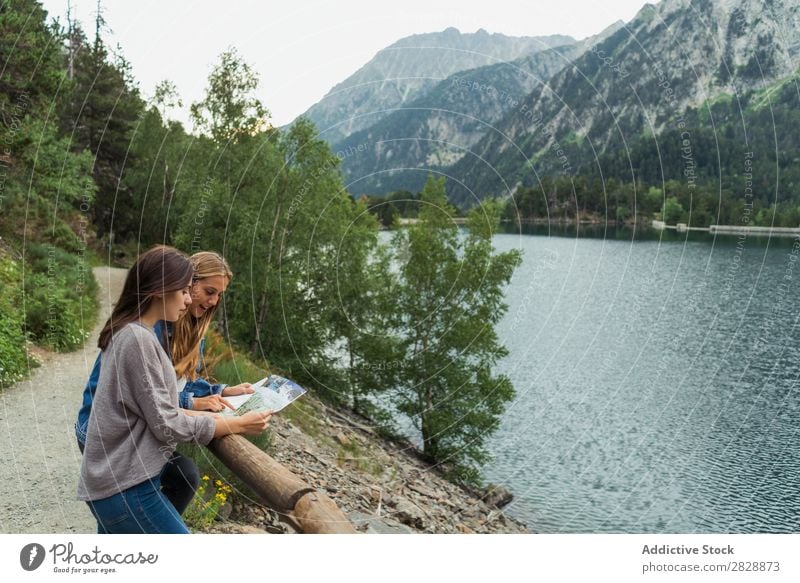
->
<box><xmin>40</xmin><ymin>0</ymin><xmax>647</xmax><ymax>128</ymax></box>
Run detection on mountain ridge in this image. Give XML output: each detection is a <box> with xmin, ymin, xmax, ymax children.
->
<box><xmin>333</xmin><ymin>21</ymin><xmax>624</xmax><ymax>196</ymax></box>
<box><xmin>297</xmin><ymin>27</ymin><xmax>576</xmax><ymax>144</ymax></box>
<box><xmin>445</xmin><ymin>0</ymin><xmax>800</xmax><ymax>203</ymax></box>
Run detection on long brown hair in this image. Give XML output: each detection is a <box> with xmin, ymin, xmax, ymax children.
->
<box><xmin>171</xmin><ymin>252</ymin><xmax>233</xmax><ymax>380</ymax></box>
<box><xmin>98</xmin><ymin>246</ymin><xmax>193</xmax><ymax>351</ymax></box>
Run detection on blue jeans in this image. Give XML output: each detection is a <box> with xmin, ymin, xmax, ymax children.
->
<box><xmin>87</xmin><ymin>468</ymin><xmax>190</xmax><ymax>534</ymax></box>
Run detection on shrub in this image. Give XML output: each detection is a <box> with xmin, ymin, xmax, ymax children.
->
<box><xmin>22</xmin><ymin>243</ymin><xmax>97</xmax><ymax>351</ymax></box>
<box><xmin>0</xmin><ymin>256</ymin><xmax>27</xmax><ymax>388</ymax></box>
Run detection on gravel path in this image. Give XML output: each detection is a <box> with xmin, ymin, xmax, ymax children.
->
<box><xmin>0</xmin><ymin>266</ymin><xmax>127</xmax><ymax>533</ymax></box>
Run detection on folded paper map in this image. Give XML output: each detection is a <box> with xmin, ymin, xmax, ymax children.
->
<box><xmin>222</xmin><ymin>375</ymin><xmax>306</xmax><ymax>415</ymax></box>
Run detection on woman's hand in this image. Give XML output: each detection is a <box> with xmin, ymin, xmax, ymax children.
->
<box><xmin>222</xmin><ymin>383</ymin><xmax>255</xmax><ymax>396</ymax></box>
<box><xmin>192</xmin><ymin>394</ymin><xmax>234</xmax><ymax>412</ymax></box>
<box><xmin>235</xmin><ymin>411</ymin><xmax>272</xmax><ymax>435</ymax></box>
<box><xmin>212</xmin><ymin>410</ymin><xmax>272</xmax><ymax>438</ymax></box>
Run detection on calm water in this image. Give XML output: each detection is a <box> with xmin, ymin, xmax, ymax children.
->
<box><xmin>482</xmin><ymin>227</ymin><xmax>800</xmax><ymax>533</ymax></box>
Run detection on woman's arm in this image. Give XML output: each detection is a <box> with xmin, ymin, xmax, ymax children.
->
<box><xmin>180</xmin><ymin>407</ymin><xmax>272</xmax><ymax>433</ymax></box>
<box><xmin>134</xmin><ymin>350</ymin><xmax>271</xmax><ymax>442</ymax></box>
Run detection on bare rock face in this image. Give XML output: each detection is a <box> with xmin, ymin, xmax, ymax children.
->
<box><xmin>389</xmin><ymin>496</ymin><xmax>428</xmax><ymax>530</ymax></box>
<box><xmin>298</xmin><ymin>28</ymin><xmax>576</xmax><ymax>145</ymax></box>
<box><xmin>348</xmin><ymin>511</ymin><xmax>414</xmax><ymax>534</ymax></box>
<box><xmin>449</xmin><ymin>0</ymin><xmax>800</xmax><ymax>204</ymax></box>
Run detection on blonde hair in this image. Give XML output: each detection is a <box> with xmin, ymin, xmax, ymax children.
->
<box><xmin>171</xmin><ymin>252</ymin><xmax>233</xmax><ymax>380</ymax></box>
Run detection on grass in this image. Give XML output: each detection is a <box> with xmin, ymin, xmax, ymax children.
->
<box><xmin>334</xmin><ymin>437</ymin><xmax>385</xmax><ymax>477</ymax></box>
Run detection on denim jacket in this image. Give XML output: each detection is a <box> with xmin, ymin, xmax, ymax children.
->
<box><xmin>74</xmin><ymin>320</ymin><xmax>226</xmax><ymax>445</ymax></box>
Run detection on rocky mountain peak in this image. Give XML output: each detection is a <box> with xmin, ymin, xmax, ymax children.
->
<box><xmin>295</xmin><ymin>28</ymin><xmax>576</xmax><ymax>143</ymax></box>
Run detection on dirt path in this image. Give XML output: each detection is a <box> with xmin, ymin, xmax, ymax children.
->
<box><xmin>0</xmin><ymin>266</ymin><xmax>127</xmax><ymax>533</ymax></box>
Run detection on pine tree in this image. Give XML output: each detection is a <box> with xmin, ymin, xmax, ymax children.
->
<box><xmin>0</xmin><ymin>0</ymin><xmax>95</xmax><ymax>233</ymax></box>
<box><xmin>59</xmin><ymin>4</ymin><xmax>145</xmax><ymax>241</ymax></box>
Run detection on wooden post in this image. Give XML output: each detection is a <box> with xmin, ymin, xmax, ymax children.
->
<box><xmin>209</xmin><ymin>434</ymin><xmax>357</xmax><ymax>534</ymax></box>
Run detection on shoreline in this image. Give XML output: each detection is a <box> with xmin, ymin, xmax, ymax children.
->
<box><xmin>209</xmin><ymin>396</ymin><xmax>530</xmax><ymax>534</ymax></box>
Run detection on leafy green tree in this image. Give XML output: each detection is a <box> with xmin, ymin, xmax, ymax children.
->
<box><xmin>331</xmin><ymin>206</ymin><xmax>400</xmax><ymax>416</ymax></box>
<box><xmin>366</xmin><ymin>195</ymin><xmax>399</xmax><ymax>227</ymax></box>
<box><xmin>152</xmin><ymin>79</ymin><xmax>183</xmax><ymax>122</ymax></box>
<box><xmin>190</xmin><ymin>47</ymin><xmax>269</xmax><ymax>144</ymax></box>
<box><xmin>390</xmin><ymin>176</ymin><xmax>521</xmax><ymax>484</ymax></box>
<box><xmin>0</xmin><ymin>0</ymin><xmax>64</xmax><ymax>109</ymax></box>
<box><xmin>662</xmin><ymin>196</ymin><xmax>685</xmax><ymax>224</ymax></box>
<box><xmin>642</xmin><ymin>186</ymin><xmax>663</xmax><ymax>215</ymax></box>
<box><xmin>0</xmin><ymin>255</ymin><xmax>26</xmax><ymax>387</ymax></box>
<box><xmin>120</xmin><ymin>103</ymin><xmax>190</xmax><ymax>244</ymax></box>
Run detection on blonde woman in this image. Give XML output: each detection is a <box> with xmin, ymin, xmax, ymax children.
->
<box><xmin>167</xmin><ymin>251</ymin><xmax>255</xmax><ymax>412</ymax></box>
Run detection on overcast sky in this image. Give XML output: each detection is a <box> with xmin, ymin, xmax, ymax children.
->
<box><xmin>40</xmin><ymin>0</ymin><xmax>647</xmax><ymax>127</ymax></box>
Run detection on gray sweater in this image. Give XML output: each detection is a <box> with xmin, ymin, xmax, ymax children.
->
<box><xmin>78</xmin><ymin>322</ymin><xmax>215</xmax><ymax>501</ymax></box>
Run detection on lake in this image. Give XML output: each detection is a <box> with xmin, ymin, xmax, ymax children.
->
<box><xmin>481</xmin><ymin>226</ymin><xmax>800</xmax><ymax>533</ymax></box>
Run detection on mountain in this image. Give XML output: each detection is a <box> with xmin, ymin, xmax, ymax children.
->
<box><xmin>298</xmin><ymin>28</ymin><xmax>575</xmax><ymax>144</ymax></box>
<box><xmin>334</xmin><ymin>22</ymin><xmax>624</xmax><ymax>196</ymax></box>
<box><xmin>445</xmin><ymin>0</ymin><xmax>800</xmax><ymax>204</ymax></box>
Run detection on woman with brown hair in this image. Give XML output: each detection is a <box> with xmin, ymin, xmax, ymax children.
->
<box><xmin>75</xmin><ymin>251</ymin><xmax>254</xmax><ymax>518</ymax></box>
<box><xmin>77</xmin><ymin>245</ymin><xmax>270</xmax><ymax>534</ymax></box>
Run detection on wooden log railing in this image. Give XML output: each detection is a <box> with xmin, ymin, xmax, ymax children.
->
<box><xmin>209</xmin><ymin>434</ymin><xmax>357</xmax><ymax>534</ymax></box>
